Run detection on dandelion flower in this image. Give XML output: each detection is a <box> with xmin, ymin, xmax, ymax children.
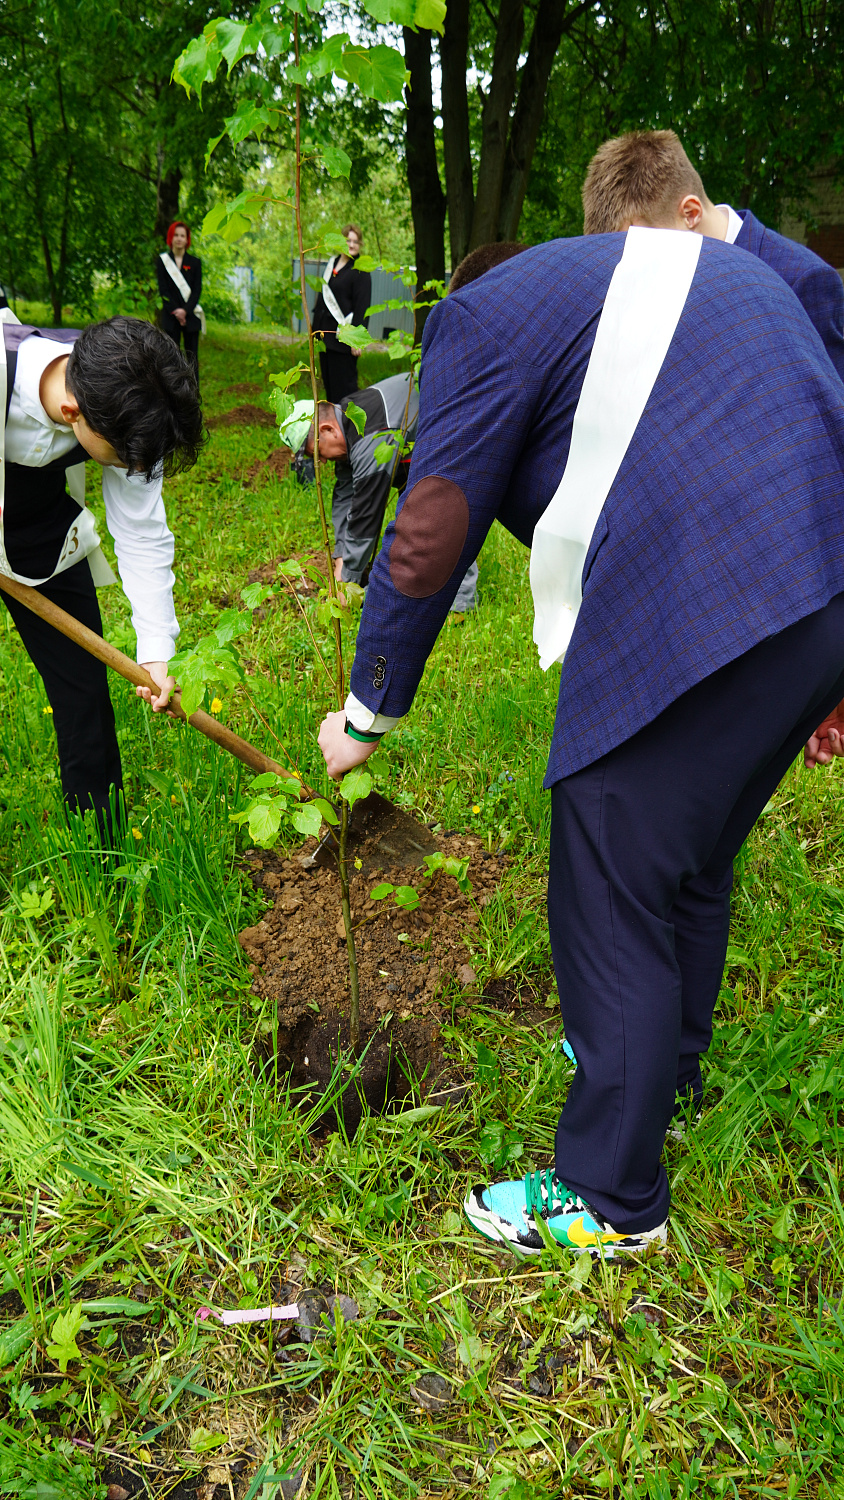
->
<box><xmin>131</xmin><ymin>828</ymin><xmax>142</xmax><ymax>840</ymax></box>
<box><xmin>210</xmin><ymin>697</ymin><xmax>223</xmax><ymax>714</ymax></box>
<box><xmin>472</xmin><ymin>804</ymin><xmax>480</xmax><ymax>814</ymax></box>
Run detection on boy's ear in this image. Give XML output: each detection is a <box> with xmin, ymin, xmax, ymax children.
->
<box><xmin>678</xmin><ymin>194</ymin><xmax>704</xmax><ymax>230</ymax></box>
<box><xmin>59</xmin><ymin>396</ymin><xmax>81</xmax><ymax>426</ymax></box>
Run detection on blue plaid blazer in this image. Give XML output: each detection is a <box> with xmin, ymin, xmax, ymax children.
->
<box><xmin>735</xmin><ymin>210</ymin><xmax>844</xmax><ymax>378</ymax></box>
<box><xmin>350</xmin><ymin>234</ymin><xmax>844</xmax><ymax>785</ymax></box>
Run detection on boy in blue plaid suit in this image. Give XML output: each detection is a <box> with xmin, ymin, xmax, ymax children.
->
<box><xmin>582</xmin><ymin>129</ymin><xmax>844</xmax><ymax>378</ymax></box>
<box><xmin>318</xmin><ymin>228</ymin><xmax>844</xmax><ymax>1257</ymax></box>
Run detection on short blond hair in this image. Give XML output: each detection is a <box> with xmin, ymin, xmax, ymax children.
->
<box><xmin>582</xmin><ymin>130</ymin><xmax>706</xmax><ymax>235</ymax></box>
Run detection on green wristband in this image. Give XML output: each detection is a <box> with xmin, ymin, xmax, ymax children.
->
<box><xmin>344</xmin><ymin>719</ymin><xmax>384</xmax><ymax>743</ymax></box>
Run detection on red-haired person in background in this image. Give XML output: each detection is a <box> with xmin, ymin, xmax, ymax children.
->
<box><xmin>156</xmin><ymin>222</ymin><xmax>204</xmax><ymax>391</ymax></box>
<box><xmin>311</xmin><ymin>224</ymin><xmax>371</xmax><ymax>403</ymax></box>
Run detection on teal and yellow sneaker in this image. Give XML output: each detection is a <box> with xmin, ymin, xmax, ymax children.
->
<box><xmin>463</xmin><ymin>1168</ymin><xmax>667</xmax><ymax>1257</ymax></box>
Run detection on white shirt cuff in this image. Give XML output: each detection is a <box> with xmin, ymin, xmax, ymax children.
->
<box><xmin>344</xmin><ymin>691</ymin><xmax>401</xmax><ymax>734</ymax></box>
<box><xmin>137</xmin><ymin>636</ymin><xmax>179</xmax><ymax>667</ymax></box>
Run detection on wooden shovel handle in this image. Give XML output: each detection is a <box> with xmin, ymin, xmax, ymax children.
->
<box><xmin>0</xmin><ymin>570</ymin><xmax>304</xmax><ymax>791</ymax></box>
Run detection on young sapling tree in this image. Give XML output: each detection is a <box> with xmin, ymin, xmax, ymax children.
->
<box><xmin>173</xmin><ymin>0</ymin><xmax>444</xmax><ymax>1051</ymax></box>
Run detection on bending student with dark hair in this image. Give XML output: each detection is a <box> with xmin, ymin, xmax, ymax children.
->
<box><xmin>156</xmin><ymin>221</ymin><xmax>204</xmax><ymax>389</ymax></box>
<box><xmin>1</xmin><ymin>314</ymin><xmax>204</xmax><ymax>829</ymax></box>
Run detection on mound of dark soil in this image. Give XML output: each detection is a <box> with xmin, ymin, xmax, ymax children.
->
<box><xmin>206</xmin><ymin>403</ymin><xmax>275</xmax><ymax>429</ymax></box>
<box><xmin>242</xmin><ymin>832</ymin><xmax>505</xmax><ymax>1130</ymax></box>
<box><xmin>244</xmin><ymin>447</ymin><xmax>293</xmax><ymax>485</ymax></box>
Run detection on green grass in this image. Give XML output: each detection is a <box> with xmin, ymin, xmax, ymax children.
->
<box><xmin>1</xmin><ymin>328</ymin><xmax>844</xmax><ymax>1499</ymax></box>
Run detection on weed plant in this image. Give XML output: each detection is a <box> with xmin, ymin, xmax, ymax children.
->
<box><xmin>0</xmin><ymin>329</ymin><xmax>843</xmax><ymax>1497</ymax></box>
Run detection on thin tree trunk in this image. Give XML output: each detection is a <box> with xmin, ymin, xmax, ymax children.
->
<box><xmin>403</xmin><ymin>26</ymin><xmax>446</xmax><ymax>337</ymax></box>
<box><xmin>440</xmin><ymin>0</ymin><xmax>474</xmax><ymax>271</ymax></box>
<box><xmin>498</xmin><ymin>0</ymin><xmax>594</xmax><ymax>240</ymax></box>
<box><xmin>468</xmin><ymin>0</ymin><xmax>525</xmax><ymax>249</ymax></box>
<box><xmin>155</xmin><ymin>162</ymin><xmax>182</xmax><ymax>243</ymax></box>
<box><xmin>23</xmin><ymin>103</ymin><xmax>60</xmax><ymax>325</ymax></box>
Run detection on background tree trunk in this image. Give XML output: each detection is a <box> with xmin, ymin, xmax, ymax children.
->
<box><xmin>498</xmin><ymin>0</ymin><xmax>593</xmax><ymax>239</ymax></box>
<box><xmin>154</xmin><ymin>163</ymin><xmax>182</xmax><ymax>243</ymax></box>
<box><xmin>439</xmin><ymin>0</ymin><xmax>474</xmax><ymax>272</ymax></box>
<box><xmin>468</xmin><ymin>0</ymin><xmax>524</xmax><ymax>249</ymax></box>
<box><xmin>403</xmin><ymin>26</ymin><xmax>446</xmax><ymax>336</ymax></box>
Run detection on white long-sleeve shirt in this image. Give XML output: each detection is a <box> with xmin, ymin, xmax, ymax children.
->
<box><xmin>5</xmin><ymin>333</ymin><xmax>180</xmax><ymax>663</ymax></box>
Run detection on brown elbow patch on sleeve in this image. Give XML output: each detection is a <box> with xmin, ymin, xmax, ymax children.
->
<box><xmin>389</xmin><ymin>477</ymin><xmax>470</xmax><ymax>598</ymax></box>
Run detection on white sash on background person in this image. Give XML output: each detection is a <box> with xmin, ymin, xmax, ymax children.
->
<box><xmin>159</xmin><ymin>252</ymin><xmax>206</xmax><ymax>335</ymax></box>
<box><xmin>321</xmin><ymin>257</ymin><xmax>354</xmax><ymax>329</ymax></box>
<box><xmin>530</xmin><ymin>227</ymin><xmax>702</xmax><ymax>670</ymax></box>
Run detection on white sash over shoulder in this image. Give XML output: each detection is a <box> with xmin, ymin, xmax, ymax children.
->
<box><xmin>321</xmin><ymin>257</ymin><xmax>354</xmax><ymax>329</ymax></box>
<box><xmin>530</xmin><ymin>227</ymin><xmax>702</xmax><ymax>670</ymax></box>
<box><xmin>159</xmin><ymin>252</ymin><xmax>206</xmax><ymax>335</ymax></box>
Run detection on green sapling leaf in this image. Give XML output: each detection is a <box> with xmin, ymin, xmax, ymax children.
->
<box><xmin>248</xmin><ymin>771</ymin><xmax>293</xmax><ymax>791</ymax></box>
<box><xmin>323</xmin><ymin>230</ymin><xmax>351</xmax><ymax>255</ymax></box>
<box><xmin>172</xmin><ymin>34</ymin><xmax>222</xmax><ymax>99</ymax></box>
<box><xmin>241</xmin><ymin>582</ymin><xmax>272</xmax><ymax>610</ymax></box>
<box><xmin>214</xmin><ymin>608</ymin><xmax>251</xmax><ymax>646</ymax></box>
<box><xmin>344</xmin><ymin>401</ymin><xmax>367</xmax><ymax>437</ymax></box>
<box><xmin>338</xmin><ymin>42</ymin><xmax>409</xmax><ymax>103</ymax></box>
<box><xmin>269</xmin><ymin>364</ymin><xmax>310</xmax><ymax>391</ymax></box>
<box><xmin>247</xmin><ymin>800</ymin><xmax>283</xmax><ymax>848</ymax></box>
<box><xmin>386</xmin><ymin>328</ymin><xmax>414</xmax><ymax>360</ymax></box>
<box><xmin>291</xmin><ymin>802</ymin><xmax>323</xmax><ymax>839</ymax></box>
<box><xmin>373</xmin><ymin>440</ymin><xmax>396</xmax><ymax>466</ymax></box>
<box><xmin>414</xmin><ymin>0</ymin><xmax>447</xmax><ymax>30</ymax></box>
<box><xmin>318</xmin><ymin>144</ymin><xmax>353</xmax><ymax>178</ymax></box>
<box><xmin>370</xmin><ymin>883</ymin><xmax>395</xmax><ymax>899</ymax></box>
<box><xmin>393</xmin><ymin>885</ymin><xmax>420</xmax><ymax>910</ymax></box>
<box><xmin>215</xmin><ymin>18</ymin><xmax>265</xmax><ymax>72</ymax></box>
<box><xmin>313</xmin><ymin>797</ymin><xmax>340</xmax><ymax>825</ymax></box>
<box><xmin>340</xmin><ymin>767</ymin><xmax>373</xmax><ymax>808</ymax></box>
<box><xmin>336</xmin><ymin>323</ymin><xmax>374</xmax><ymax>352</ymax></box>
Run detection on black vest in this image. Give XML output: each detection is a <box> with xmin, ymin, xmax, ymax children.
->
<box><xmin>3</xmin><ymin>325</ymin><xmax>87</xmax><ymax>578</ymax></box>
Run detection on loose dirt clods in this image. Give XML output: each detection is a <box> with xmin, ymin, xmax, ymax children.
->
<box><xmin>241</xmin><ymin>834</ymin><xmax>505</xmax><ymax>1128</ymax></box>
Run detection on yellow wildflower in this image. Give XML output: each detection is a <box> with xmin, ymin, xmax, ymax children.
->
<box><xmin>42</xmin><ymin>706</ymin><xmax>53</xmax><ymax>715</ymax></box>
<box><xmin>131</xmin><ymin>828</ymin><xmax>142</xmax><ymax>840</ymax></box>
<box><xmin>210</xmin><ymin>697</ymin><xmax>223</xmax><ymax>714</ymax></box>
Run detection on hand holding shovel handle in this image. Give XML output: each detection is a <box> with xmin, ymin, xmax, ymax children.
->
<box><xmin>0</xmin><ymin>570</ymin><xmax>302</xmax><ymax>791</ymax></box>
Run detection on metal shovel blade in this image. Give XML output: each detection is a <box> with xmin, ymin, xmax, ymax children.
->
<box><xmin>303</xmin><ymin>790</ymin><xmax>440</xmax><ymax>872</ymax></box>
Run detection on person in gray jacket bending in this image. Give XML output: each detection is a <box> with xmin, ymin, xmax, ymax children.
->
<box><xmin>305</xmin><ymin>371</ymin><xmax>477</xmax><ymax>610</ymax></box>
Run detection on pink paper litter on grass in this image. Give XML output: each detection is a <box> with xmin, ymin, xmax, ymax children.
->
<box><xmin>196</xmin><ymin>1302</ymin><xmax>299</xmax><ymax>1326</ymax></box>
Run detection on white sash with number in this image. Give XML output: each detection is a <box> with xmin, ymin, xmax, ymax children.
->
<box><xmin>321</xmin><ymin>257</ymin><xmax>354</xmax><ymax>328</ymax></box>
<box><xmin>159</xmin><ymin>252</ymin><xmax>206</xmax><ymax>335</ymax></box>
<box><xmin>530</xmin><ymin>227</ymin><xmax>702</xmax><ymax>670</ymax></box>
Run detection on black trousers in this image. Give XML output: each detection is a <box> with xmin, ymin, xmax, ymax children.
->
<box><xmin>163</xmin><ymin>320</ymin><xmax>200</xmax><ymax>388</ymax></box>
<box><xmin>319</xmin><ymin>350</ymin><xmax>359</xmax><ymax>404</ymax></box>
<box><xmin>1</xmin><ymin>558</ymin><xmax>123</xmax><ymax>825</ymax></box>
<box><xmin>548</xmin><ymin>594</ymin><xmax>844</xmax><ymax>1232</ymax></box>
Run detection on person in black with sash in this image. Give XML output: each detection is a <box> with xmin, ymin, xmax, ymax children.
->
<box><xmin>311</xmin><ymin>225</ymin><xmax>371</xmax><ymax>403</ymax></box>
<box><xmin>156</xmin><ymin>222</ymin><xmax>204</xmax><ymax>390</ymax></box>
